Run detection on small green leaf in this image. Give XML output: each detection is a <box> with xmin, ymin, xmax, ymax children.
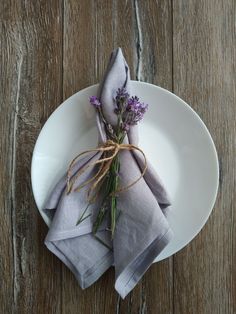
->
<box><xmin>93</xmin><ymin>207</ymin><xmax>107</xmax><ymax>234</ymax></box>
<box><xmin>76</xmin><ymin>213</ymin><xmax>91</xmax><ymax>226</ymax></box>
<box><xmin>76</xmin><ymin>203</ymin><xmax>90</xmax><ymax>226</ymax></box>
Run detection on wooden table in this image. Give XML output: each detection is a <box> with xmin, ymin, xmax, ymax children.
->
<box><xmin>1</xmin><ymin>1</ymin><xmax>235</xmax><ymax>313</ymax></box>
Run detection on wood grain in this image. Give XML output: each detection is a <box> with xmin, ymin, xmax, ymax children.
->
<box><xmin>0</xmin><ymin>1</ymin><xmax>63</xmax><ymax>313</ymax></box>
<box><xmin>63</xmin><ymin>1</ymin><xmax>117</xmax><ymax>313</ymax></box>
<box><xmin>0</xmin><ymin>2</ymin><xmax>14</xmax><ymax>312</ymax></box>
<box><xmin>0</xmin><ymin>0</ymin><xmax>235</xmax><ymax>313</ymax></box>
<box><xmin>117</xmin><ymin>1</ymin><xmax>174</xmax><ymax>313</ymax></box>
<box><xmin>173</xmin><ymin>0</ymin><xmax>236</xmax><ymax>313</ymax></box>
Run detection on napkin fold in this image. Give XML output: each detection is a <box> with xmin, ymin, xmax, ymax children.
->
<box><xmin>44</xmin><ymin>48</ymin><xmax>173</xmax><ymax>298</ymax></box>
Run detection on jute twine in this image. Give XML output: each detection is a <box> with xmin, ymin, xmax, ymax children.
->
<box><xmin>66</xmin><ymin>140</ymin><xmax>147</xmax><ymax>201</ymax></box>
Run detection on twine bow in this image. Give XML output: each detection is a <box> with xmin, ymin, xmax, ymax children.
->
<box><xmin>66</xmin><ymin>140</ymin><xmax>147</xmax><ymax>201</ymax></box>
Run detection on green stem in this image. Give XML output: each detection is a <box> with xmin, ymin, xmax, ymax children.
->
<box><xmin>110</xmin><ymin>155</ymin><xmax>120</xmax><ymax>238</ymax></box>
<box><xmin>91</xmin><ymin>113</ymin><xmax>125</xmax><ymax>240</ymax></box>
<box><xmin>92</xmin><ymin>206</ymin><xmax>107</xmax><ymax>234</ymax></box>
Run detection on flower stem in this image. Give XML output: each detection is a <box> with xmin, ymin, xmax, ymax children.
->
<box><xmin>110</xmin><ymin>154</ymin><xmax>120</xmax><ymax>238</ymax></box>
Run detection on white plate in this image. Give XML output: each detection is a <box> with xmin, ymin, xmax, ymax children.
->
<box><xmin>31</xmin><ymin>81</ymin><xmax>219</xmax><ymax>261</ymax></box>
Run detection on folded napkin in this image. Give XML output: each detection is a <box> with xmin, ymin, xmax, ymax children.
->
<box><xmin>44</xmin><ymin>48</ymin><xmax>173</xmax><ymax>298</ymax></box>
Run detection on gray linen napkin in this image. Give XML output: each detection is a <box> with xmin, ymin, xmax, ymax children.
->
<box><xmin>44</xmin><ymin>48</ymin><xmax>173</xmax><ymax>298</ymax></box>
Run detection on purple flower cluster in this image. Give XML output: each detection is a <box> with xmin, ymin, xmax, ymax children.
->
<box><xmin>116</xmin><ymin>88</ymin><xmax>130</xmax><ymax>104</ymax></box>
<box><xmin>125</xmin><ymin>96</ymin><xmax>148</xmax><ymax>124</ymax></box>
<box><xmin>89</xmin><ymin>96</ymin><xmax>101</xmax><ymax>108</ymax></box>
<box><xmin>89</xmin><ymin>88</ymin><xmax>148</xmax><ymax>134</ymax></box>
<box><xmin>115</xmin><ymin>88</ymin><xmax>148</xmax><ymax>131</ymax></box>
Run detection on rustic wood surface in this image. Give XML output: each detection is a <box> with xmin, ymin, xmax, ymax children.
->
<box><xmin>0</xmin><ymin>0</ymin><xmax>235</xmax><ymax>313</ymax></box>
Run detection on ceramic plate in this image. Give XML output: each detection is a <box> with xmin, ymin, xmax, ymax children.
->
<box><xmin>31</xmin><ymin>81</ymin><xmax>219</xmax><ymax>261</ymax></box>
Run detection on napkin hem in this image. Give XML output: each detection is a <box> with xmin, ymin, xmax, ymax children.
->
<box><xmin>45</xmin><ymin>224</ymin><xmax>110</xmax><ymax>242</ymax></box>
<box><xmin>45</xmin><ymin>224</ymin><xmax>94</xmax><ymax>241</ymax></box>
<box><xmin>45</xmin><ymin>240</ymin><xmax>113</xmax><ymax>289</ymax></box>
<box><xmin>115</xmin><ymin>227</ymin><xmax>173</xmax><ymax>299</ymax></box>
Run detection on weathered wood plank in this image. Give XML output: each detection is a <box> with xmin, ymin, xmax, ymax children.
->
<box><xmin>0</xmin><ymin>1</ymin><xmax>63</xmax><ymax>313</ymax></box>
<box><xmin>173</xmin><ymin>0</ymin><xmax>236</xmax><ymax>313</ymax></box>
<box><xmin>0</xmin><ymin>3</ymin><xmax>15</xmax><ymax>312</ymax></box>
<box><xmin>117</xmin><ymin>1</ymin><xmax>174</xmax><ymax>313</ymax></box>
<box><xmin>63</xmin><ymin>1</ymin><xmax>117</xmax><ymax>313</ymax></box>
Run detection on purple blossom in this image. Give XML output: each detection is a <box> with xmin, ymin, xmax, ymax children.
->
<box><xmin>123</xmin><ymin>96</ymin><xmax>148</xmax><ymax>126</ymax></box>
<box><xmin>114</xmin><ymin>88</ymin><xmax>130</xmax><ymax>113</ymax></box>
<box><xmin>89</xmin><ymin>96</ymin><xmax>101</xmax><ymax>108</ymax></box>
<box><xmin>121</xmin><ymin>122</ymin><xmax>130</xmax><ymax>132</ymax></box>
<box><xmin>89</xmin><ymin>88</ymin><xmax>148</xmax><ymax>138</ymax></box>
<box><xmin>116</xmin><ymin>88</ymin><xmax>130</xmax><ymax>102</ymax></box>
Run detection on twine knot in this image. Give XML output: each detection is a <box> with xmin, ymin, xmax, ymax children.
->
<box><xmin>67</xmin><ymin>139</ymin><xmax>147</xmax><ymax>201</ymax></box>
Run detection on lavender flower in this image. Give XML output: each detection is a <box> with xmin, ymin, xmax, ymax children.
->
<box><xmin>123</xmin><ymin>96</ymin><xmax>148</xmax><ymax>126</ymax></box>
<box><xmin>87</xmin><ymin>88</ymin><xmax>148</xmax><ymax>238</ymax></box>
<box><xmin>115</xmin><ymin>88</ymin><xmax>130</xmax><ymax>113</ymax></box>
<box><xmin>121</xmin><ymin>122</ymin><xmax>130</xmax><ymax>132</ymax></box>
<box><xmin>89</xmin><ymin>96</ymin><xmax>101</xmax><ymax>108</ymax></box>
<box><xmin>89</xmin><ymin>89</ymin><xmax>148</xmax><ymax>139</ymax></box>
<box><xmin>116</xmin><ymin>88</ymin><xmax>130</xmax><ymax>102</ymax></box>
